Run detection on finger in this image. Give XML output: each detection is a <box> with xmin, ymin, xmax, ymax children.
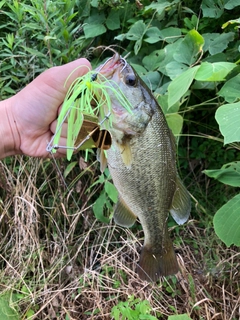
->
<box><xmin>50</xmin><ymin>121</ymin><xmax>68</xmax><ymax>138</ymax></box>
<box><xmin>30</xmin><ymin>58</ymin><xmax>92</xmax><ymax>103</ymax></box>
<box><xmin>44</xmin><ymin>58</ymin><xmax>92</xmax><ymax>95</ymax></box>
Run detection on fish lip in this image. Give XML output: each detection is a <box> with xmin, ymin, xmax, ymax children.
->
<box><xmin>96</xmin><ymin>53</ymin><xmax>125</xmax><ymax>78</ymax></box>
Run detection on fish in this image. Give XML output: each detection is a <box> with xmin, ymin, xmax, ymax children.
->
<box><xmin>96</xmin><ymin>53</ymin><xmax>191</xmax><ymax>282</ymax></box>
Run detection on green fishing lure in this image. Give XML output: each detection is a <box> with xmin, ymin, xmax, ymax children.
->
<box><xmin>48</xmin><ymin>63</ymin><xmax>132</xmax><ymax>160</ymax></box>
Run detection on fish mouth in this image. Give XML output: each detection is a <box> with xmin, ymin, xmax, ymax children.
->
<box><xmin>96</xmin><ymin>53</ymin><xmax>125</xmax><ymax>78</ymax></box>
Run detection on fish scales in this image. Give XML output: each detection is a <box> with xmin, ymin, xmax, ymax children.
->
<box><xmin>107</xmin><ymin>95</ymin><xmax>178</xmax><ymax>281</ymax></box>
<box><xmin>97</xmin><ymin>53</ymin><xmax>191</xmax><ymax>282</ymax></box>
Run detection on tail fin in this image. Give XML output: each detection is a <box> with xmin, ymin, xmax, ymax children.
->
<box><xmin>137</xmin><ymin>243</ymin><xmax>179</xmax><ymax>282</ymax></box>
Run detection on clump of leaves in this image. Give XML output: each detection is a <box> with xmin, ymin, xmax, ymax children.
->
<box><xmin>111</xmin><ymin>295</ymin><xmax>158</xmax><ymax>320</ymax></box>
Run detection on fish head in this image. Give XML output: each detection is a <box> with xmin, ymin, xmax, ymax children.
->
<box><xmin>96</xmin><ymin>53</ymin><xmax>153</xmax><ymax>137</ymax></box>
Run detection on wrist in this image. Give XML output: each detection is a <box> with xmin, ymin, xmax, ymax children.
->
<box><xmin>0</xmin><ymin>97</ymin><xmax>22</xmax><ymax>159</ymax></box>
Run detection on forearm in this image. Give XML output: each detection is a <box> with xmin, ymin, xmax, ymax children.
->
<box><xmin>0</xmin><ymin>97</ymin><xmax>21</xmax><ymax>159</ymax></box>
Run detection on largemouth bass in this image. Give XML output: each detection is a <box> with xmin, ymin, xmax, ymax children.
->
<box><xmin>96</xmin><ymin>53</ymin><xmax>191</xmax><ymax>282</ymax></box>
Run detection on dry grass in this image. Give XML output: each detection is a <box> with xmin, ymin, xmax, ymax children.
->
<box><xmin>0</xmin><ymin>157</ymin><xmax>239</xmax><ymax>320</ymax></box>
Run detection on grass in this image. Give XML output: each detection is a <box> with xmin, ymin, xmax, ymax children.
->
<box><xmin>0</xmin><ymin>155</ymin><xmax>239</xmax><ymax>320</ymax></box>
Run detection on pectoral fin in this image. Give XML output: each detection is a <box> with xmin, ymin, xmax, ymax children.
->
<box><xmin>170</xmin><ymin>176</ymin><xmax>191</xmax><ymax>225</ymax></box>
<box><xmin>118</xmin><ymin>142</ymin><xmax>132</xmax><ymax>168</ymax></box>
<box><xmin>96</xmin><ymin>149</ymin><xmax>108</xmax><ymax>173</ymax></box>
<box><xmin>114</xmin><ymin>196</ymin><xmax>137</xmax><ymax>227</ymax></box>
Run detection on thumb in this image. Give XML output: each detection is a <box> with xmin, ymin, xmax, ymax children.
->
<box><xmin>28</xmin><ymin>58</ymin><xmax>92</xmax><ymax>101</ymax></box>
<box><xmin>44</xmin><ymin>58</ymin><xmax>92</xmax><ymax>91</ymax></box>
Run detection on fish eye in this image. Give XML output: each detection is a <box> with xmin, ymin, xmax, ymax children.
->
<box><xmin>125</xmin><ymin>73</ymin><xmax>136</xmax><ymax>86</ymax></box>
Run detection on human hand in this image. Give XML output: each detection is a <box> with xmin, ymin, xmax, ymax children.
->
<box><xmin>2</xmin><ymin>58</ymin><xmax>91</xmax><ymax>158</ymax></box>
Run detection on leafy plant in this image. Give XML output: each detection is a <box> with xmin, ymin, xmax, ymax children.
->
<box><xmin>204</xmin><ymin>101</ymin><xmax>240</xmax><ymax>246</ymax></box>
<box><xmin>0</xmin><ymin>292</ymin><xmax>20</xmax><ymax>320</ymax></box>
<box><xmin>111</xmin><ymin>295</ymin><xmax>158</xmax><ymax>320</ymax></box>
<box><xmin>90</xmin><ymin>168</ymin><xmax>118</xmax><ymax>223</ymax></box>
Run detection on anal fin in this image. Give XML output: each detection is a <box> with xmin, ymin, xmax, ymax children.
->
<box><xmin>114</xmin><ymin>196</ymin><xmax>137</xmax><ymax>227</ymax></box>
<box><xmin>170</xmin><ymin>175</ymin><xmax>191</xmax><ymax>225</ymax></box>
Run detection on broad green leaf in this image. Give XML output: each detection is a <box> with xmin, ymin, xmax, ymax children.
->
<box><xmin>201</xmin><ymin>0</ymin><xmax>224</xmax><ymax>18</ymax></box>
<box><xmin>90</xmin><ymin>0</ymin><xmax>98</xmax><ymax>8</ymax></box>
<box><xmin>114</xmin><ymin>33</ymin><xmax>126</xmax><ymax>41</ymax></box>
<box><xmin>166</xmin><ymin>113</ymin><xmax>183</xmax><ymax>136</ymax></box>
<box><xmin>145</xmin><ymin>27</ymin><xmax>181</xmax><ymax>44</ymax></box>
<box><xmin>144</xmin><ymin>27</ymin><xmax>163</xmax><ymax>44</ymax></box>
<box><xmin>215</xmin><ymin>102</ymin><xmax>240</xmax><ymax>144</ymax></box>
<box><xmin>130</xmin><ymin>63</ymin><xmax>147</xmax><ymax>75</ymax></box>
<box><xmin>165</xmin><ymin>61</ymin><xmax>188</xmax><ymax>79</ymax></box>
<box><xmin>168</xmin><ymin>314</ymin><xmax>192</xmax><ymax>320</ymax></box>
<box><xmin>0</xmin><ymin>293</ymin><xmax>20</xmax><ymax>320</ymax></box>
<box><xmin>157</xmin><ymin>95</ymin><xmax>181</xmax><ymax>114</ymax></box>
<box><xmin>84</xmin><ymin>9</ymin><xmax>105</xmax><ymax>24</ymax></box>
<box><xmin>168</xmin><ymin>66</ymin><xmax>200</xmax><ymax>107</ymax></box>
<box><xmin>83</xmin><ymin>10</ymin><xmax>106</xmax><ymax>38</ymax></box>
<box><xmin>218</xmin><ymin>74</ymin><xmax>240</xmax><ymax>103</ymax></box>
<box><xmin>125</xmin><ymin>20</ymin><xmax>147</xmax><ymax>54</ymax></box>
<box><xmin>157</xmin><ymin>40</ymin><xmax>183</xmax><ymax>75</ymax></box>
<box><xmin>174</xmin><ymin>29</ymin><xmax>204</xmax><ymax>66</ymax></box>
<box><xmin>141</xmin><ymin>71</ymin><xmax>161</xmax><ymax>91</ymax></box>
<box><xmin>195</xmin><ymin>62</ymin><xmax>236</xmax><ymax>81</ymax></box>
<box><xmin>78</xmin><ymin>0</ymin><xmax>91</xmax><ymax>18</ymax></box>
<box><xmin>204</xmin><ymin>162</ymin><xmax>240</xmax><ymax>187</ymax></box>
<box><xmin>158</xmin><ymin>27</ymin><xmax>182</xmax><ymax>44</ymax></box>
<box><xmin>83</xmin><ymin>23</ymin><xmax>106</xmax><ymax>38</ymax></box>
<box><xmin>93</xmin><ymin>192</ymin><xmax>110</xmax><ymax>223</ymax></box>
<box><xmin>144</xmin><ymin>1</ymin><xmax>171</xmax><ymax>14</ymax></box>
<box><xmin>134</xmin><ymin>39</ymin><xmax>143</xmax><ymax>55</ymax></box>
<box><xmin>104</xmin><ymin>181</ymin><xmax>118</xmax><ymax>203</ymax></box>
<box><xmin>203</xmin><ymin>52</ymin><xmax>227</xmax><ymax>63</ymax></box>
<box><xmin>126</xmin><ymin>20</ymin><xmax>146</xmax><ymax>41</ymax></box>
<box><xmin>203</xmin><ymin>32</ymin><xmax>235</xmax><ymax>55</ymax></box>
<box><xmin>224</xmin><ymin>0</ymin><xmax>240</xmax><ymax>10</ymax></box>
<box><xmin>192</xmin><ymin>81</ymin><xmax>216</xmax><ymax>90</ymax></box>
<box><xmin>106</xmin><ymin>10</ymin><xmax>120</xmax><ymax>30</ymax></box>
<box><xmin>222</xmin><ymin>18</ymin><xmax>240</xmax><ymax>29</ymax></box>
<box><xmin>214</xmin><ymin>194</ymin><xmax>240</xmax><ymax>246</ymax></box>
<box><xmin>143</xmin><ymin>50</ymin><xmax>165</xmax><ymax>71</ymax></box>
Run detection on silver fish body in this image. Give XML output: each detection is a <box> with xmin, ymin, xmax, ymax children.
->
<box><xmin>97</xmin><ymin>54</ymin><xmax>191</xmax><ymax>282</ymax></box>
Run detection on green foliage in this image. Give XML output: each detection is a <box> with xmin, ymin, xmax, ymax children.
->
<box><xmin>91</xmin><ymin>169</ymin><xmax>118</xmax><ymax>223</ymax></box>
<box><xmin>213</xmin><ymin>194</ymin><xmax>240</xmax><ymax>246</ymax></box>
<box><xmin>204</xmin><ymin>101</ymin><xmax>240</xmax><ymax>246</ymax></box>
<box><xmin>168</xmin><ymin>315</ymin><xmax>192</xmax><ymax>320</ymax></box>
<box><xmin>111</xmin><ymin>295</ymin><xmax>193</xmax><ymax>320</ymax></box>
<box><xmin>204</xmin><ymin>162</ymin><xmax>240</xmax><ymax>187</ymax></box>
<box><xmin>0</xmin><ymin>292</ymin><xmax>20</xmax><ymax>320</ymax></box>
<box><xmin>215</xmin><ymin>102</ymin><xmax>240</xmax><ymax>144</ymax></box>
<box><xmin>111</xmin><ymin>295</ymin><xmax>158</xmax><ymax>320</ymax></box>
